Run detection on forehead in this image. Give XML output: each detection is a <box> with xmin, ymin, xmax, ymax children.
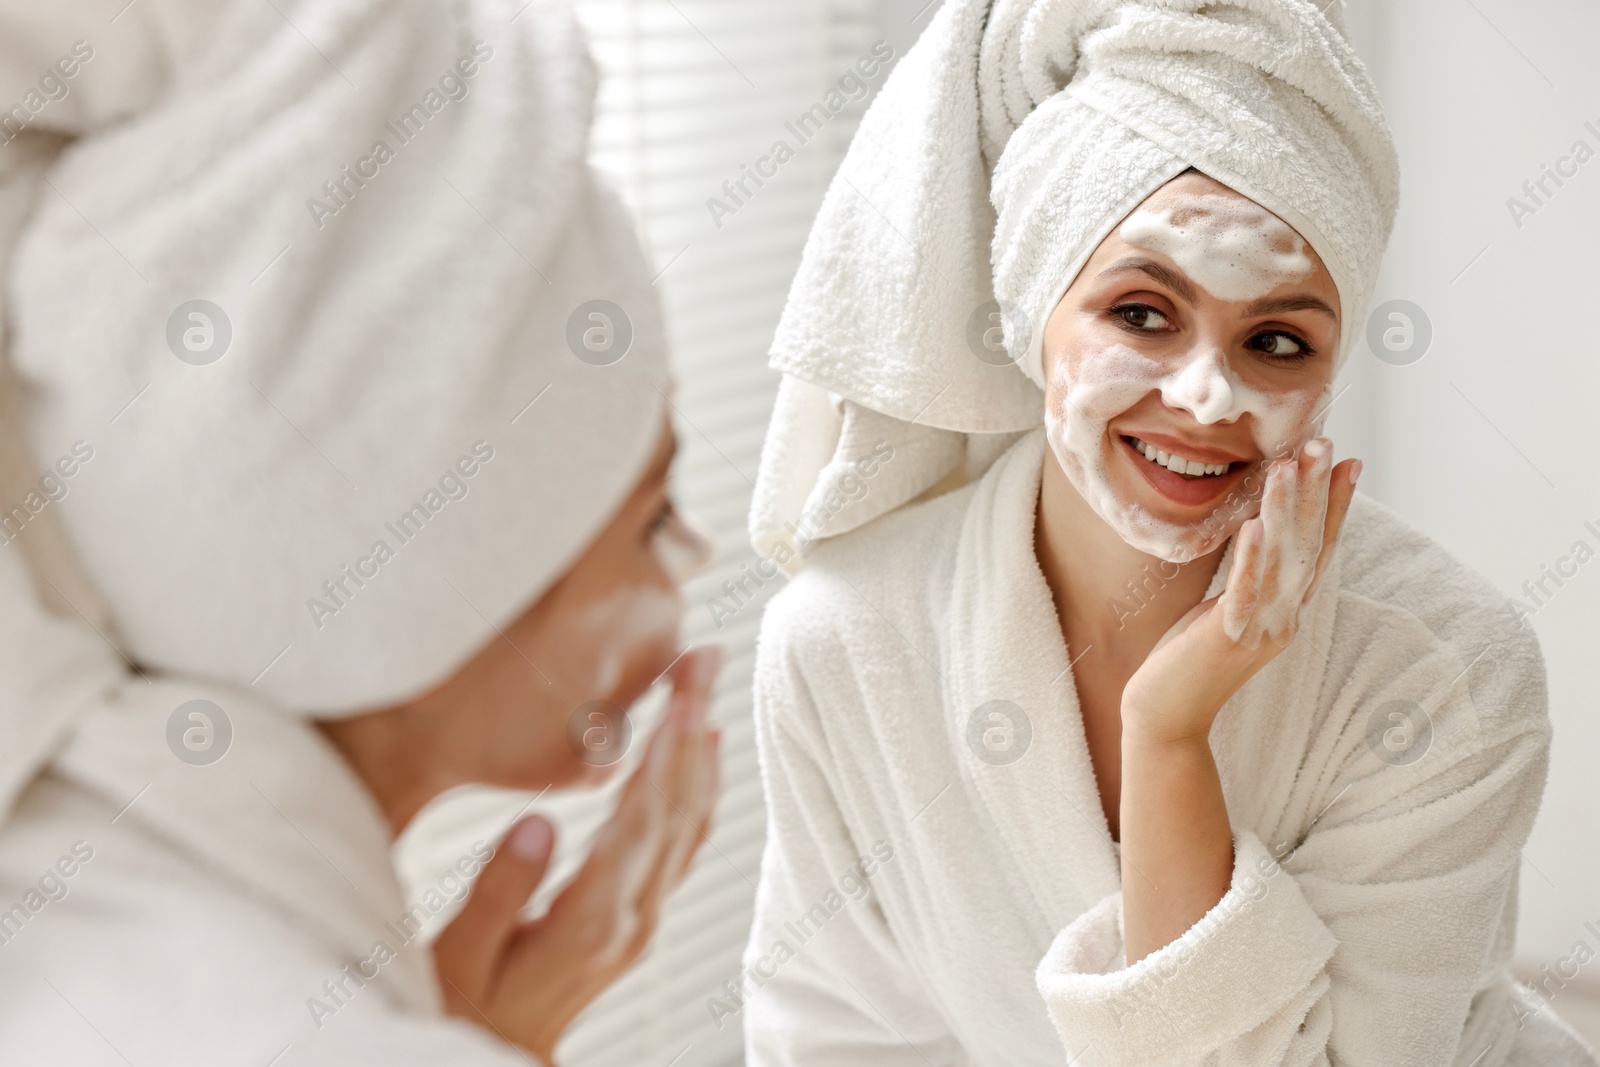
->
<box><xmin>1128</xmin><ymin>175</ymin><xmax>1301</xmax><ymax>247</ymax></box>
<box><xmin>1092</xmin><ymin>173</ymin><xmax>1338</xmax><ymax>306</ymax></box>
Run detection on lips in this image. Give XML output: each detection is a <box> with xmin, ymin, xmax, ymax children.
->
<box><xmin>1117</xmin><ymin>433</ymin><xmax>1252</xmax><ymax>509</ymax></box>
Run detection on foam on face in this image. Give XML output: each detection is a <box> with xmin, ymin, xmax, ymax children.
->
<box><xmin>577</xmin><ymin>505</ymin><xmax>712</xmax><ymax>704</ymax></box>
<box><xmin>652</xmin><ymin>506</ymin><xmax>716</xmax><ymax>583</ymax></box>
<box><xmin>1041</xmin><ymin>189</ymin><xmax>1331</xmax><ymax>563</ymax></box>
<box><xmin>1159</xmin><ymin>346</ymin><xmax>1312</xmax><ymax>456</ymax></box>
<box><xmin>1120</xmin><ymin>193</ymin><xmax>1313</xmax><ymax>303</ymax></box>
<box><xmin>1044</xmin><ymin>340</ymin><xmax>1329</xmax><ymax>563</ymax></box>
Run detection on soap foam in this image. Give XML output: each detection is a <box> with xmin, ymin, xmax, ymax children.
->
<box><xmin>1120</xmin><ymin>193</ymin><xmax>1313</xmax><ymax>304</ymax></box>
<box><xmin>568</xmin><ymin>584</ymin><xmax>684</xmax><ymax>709</ymax></box>
<box><xmin>1221</xmin><ymin>443</ymin><xmax>1332</xmax><ymax>646</ymax></box>
<box><xmin>555</xmin><ymin>508</ymin><xmax>711</xmax><ymax>718</ymax></box>
<box><xmin>1159</xmin><ymin>346</ymin><xmax>1314</xmax><ymax>457</ymax></box>
<box><xmin>1044</xmin><ymin>341</ymin><xmax>1328</xmax><ymax>563</ymax></box>
<box><xmin>652</xmin><ymin>505</ymin><xmax>717</xmax><ymax>583</ymax></box>
<box><xmin>1043</xmin><ymin>190</ymin><xmax>1329</xmax><ymax>563</ymax></box>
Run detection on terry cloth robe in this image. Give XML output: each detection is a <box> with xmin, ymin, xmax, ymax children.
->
<box><xmin>0</xmin><ymin>652</ymin><xmax>536</xmax><ymax>1066</ymax></box>
<box><xmin>742</xmin><ymin>429</ymin><xmax>1598</xmax><ymax>1067</ymax></box>
<box><xmin>0</xmin><ymin>0</ymin><xmax>666</xmax><ymax>1061</ymax></box>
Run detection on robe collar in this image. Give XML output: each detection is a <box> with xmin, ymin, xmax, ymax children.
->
<box><xmin>944</xmin><ymin>429</ymin><xmax>1341</xmax><ymax>931</ymax></box>
<box><xmin>52</xmin><ymin>685</ymin><xmax>442</xmax><ymax>1015</ymax></box>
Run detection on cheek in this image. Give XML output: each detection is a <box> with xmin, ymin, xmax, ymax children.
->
<box><xmin>652</xmin><ymin>509</ymin><xmax>716</xmax><ymax>583</ymax></box>
<box><xmin>1045</xmin><ymin>343</ymin><xmax>1167</xmax><ymax>449</ymax></box>
<box><xmin>550</xmin><ymin>582</ymin><xmax>683</xmax><ymax>701</ymax></box>
<box><xmin>1239</xmin><ymin>379</ymin><xmax>1331</xmax><ymax>456</ymax></box>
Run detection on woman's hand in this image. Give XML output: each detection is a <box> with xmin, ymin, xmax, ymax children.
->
<box><xmin>1121</xmin><ymin>440</ymin><xmax>1359</xmax><ymax>745</ymax></box>
<box><xmin>433</xmin><ymin>646</ymin><xmax>724</xmax><ymax>1064</ymax></box>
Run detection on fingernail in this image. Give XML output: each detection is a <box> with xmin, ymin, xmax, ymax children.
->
<box><xmin>509</xmin><ymin>817</ymin><xmax>553</xmax><ymax>862</ymax></box>
<box><xmin>1302</xmin><ymin>438</ymin><xmax>1327</xmax><ymax>460</ymax></box>
<box><xmin>1349</xmin><ymin>460</ymin><xmax>1363</xmax><ymax>486</ymax></box>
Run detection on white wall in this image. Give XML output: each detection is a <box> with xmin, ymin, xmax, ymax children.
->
<box><xmin>1336</xmin><ymin>0</ymin><xmax>1600</xmax><ymax>972</ymax></box>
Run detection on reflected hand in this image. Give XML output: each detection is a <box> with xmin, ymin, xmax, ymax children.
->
<box><xmin>433</xmin><ymin>646</ymin><xmax>724</xmax><ymax>1063</ymax></box>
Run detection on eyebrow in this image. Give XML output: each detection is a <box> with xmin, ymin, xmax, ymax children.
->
<box><xmin>1240</xmin><ymin>294</ymin><xmax>1337</xmax><ymax>319</ymax></box>
<box><xmin>1098</xmin><ymin>257</ymin><xmax>1199</xmax><ymax>304</ymax></box>
<box><xmin>1100</xmin><ymin>256</ymin><xmax>1337</xmax><ymax>320</ymax></box>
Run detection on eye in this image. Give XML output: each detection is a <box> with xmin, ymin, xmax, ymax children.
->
<box><xmin>1110</xmin><ymin>302</ymin><xmax>1173</xmax><ymax>332</ymax></box>
<box><xmin>645</xmin><ymin>498</ymin><xmax>677</xmax><ymax>541</ymax></box>
<box><xmin>1247</xmin><ymin>330</ymin><xmax>1314</xmax><ymax>361</ymax></box>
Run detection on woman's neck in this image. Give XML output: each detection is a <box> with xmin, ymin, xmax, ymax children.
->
<box><xmin>316</xmin><ymin>707</ymin><xmax>461</xmax><ymax>840</ymax></box>
<box><xmin>1034</xmin><ymin>452</ymin><xmax>1223</xmax><ymax>670</ymax></box>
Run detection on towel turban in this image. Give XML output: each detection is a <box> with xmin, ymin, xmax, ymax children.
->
<box><xmin>1</xmin><ymin>0</ymin><xmax>671</xmax><ymax>715</ymax></box>
<box><xmin>750</xmin><ymin>0</ymin><xmax>1399</xmax><ymax>571</ymax></box>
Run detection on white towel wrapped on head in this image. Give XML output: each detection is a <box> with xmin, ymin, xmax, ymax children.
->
<box><xmin>751</xmin><ymin>0</ymin><xmax>1399</xmax><ymax>572</ymax></box>
<box><xmin>0</xmin><ymin>3</ymin><xmax>679</xmax><ymax>1064</ymax></box>
<box><xmin>0</xmin><ymin>0</ymin><xmax>671</xmax><ymax>729</ymax></box>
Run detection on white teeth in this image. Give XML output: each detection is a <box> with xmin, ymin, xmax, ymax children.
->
<box><xmin>1130</xmin><ymin>437</ymin><xmax>1232</xmax><ymax>478</ymax></box>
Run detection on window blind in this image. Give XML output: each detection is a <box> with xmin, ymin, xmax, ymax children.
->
<box><xmin>395</xmin><ymin>3</ymin><xmax>890</xmax><ymax>1064</ymax></box>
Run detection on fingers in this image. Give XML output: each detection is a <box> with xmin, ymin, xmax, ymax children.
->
<box><xmin>633</xmin><ymin>648</ymin><xmax>724</xmax><ymax>910</ymax></box>
<box><xmin>433</xmin><ymin>816</ymin><xmax>556</xmax><ymax>997</ymax></box>
<box><xmin>592</xmin><ymin>644</ymin><xmax>722</xmax><ymax>858</ymax></box>
<box><xmin>1293</xmin><ymin>439</ymin><xmax>1333</xmax><ymax>570</ymax></box>
<box><xmin>675</xmin><ymin>736</ymin><xmax>722</xmax><ymax>884</ymax></box>
<box><xmin>1235</xmin><ymin>454</ymin><xmax>1298</xmax><ymax>643</ymax></box>
<box><xmin>652</xmin><ymin>724</ymin><xmax>722</xmax><ymax>899</ymax></box>
<box><xmin>1306</xmin><ymin>457</ymin><xmax>1359</xmax><ymax>603</ymax></box>
<box><xmin>464</xmin><ymin>650</ymin><xmax>728</xmax><ymax>1052</ymax></box>
<box><xmin>1219</xmin><ymin>517</ymin><xmax>1265</xmax><ymax>642</ymax></box>
<box><xmin>1229</xmin><ymin>439</ymin><xmax>1345</xmax><ymax>646</ymax></box>
<box><xmin>556</xmin><ymin>645</ymin><xmax>726</xmax><ymax>958</ymax></box>
<box><xmin>1256</xmin><ymin>454</ymin><xmax>1296</xmax><ymax>603</ymax></box>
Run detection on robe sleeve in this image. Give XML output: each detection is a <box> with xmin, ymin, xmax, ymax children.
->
<box><xmin>282</xmin><ymin>1008</ymin><xmax>549</xmax><ymax>1067</ymax></box>
<box><xmin>743</xmin><ymin>610</ymin><xmax>969</xmax><ymax>1067</ymax></box>
<box><xmin>1035</xmin><ymin>623</ymin><xmax>1556</xmax><ymax>1066</ymax></box>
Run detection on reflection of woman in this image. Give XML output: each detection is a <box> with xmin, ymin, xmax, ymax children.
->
<box><xmin>0</xmin><ymin>2</ymin><xmax>720</xmax><ymax>1064</ymax></box>
<box><xmin>743</xmin><ymin>1</ymin><xmax>1597</xmax><ymax>1063</ymax></box>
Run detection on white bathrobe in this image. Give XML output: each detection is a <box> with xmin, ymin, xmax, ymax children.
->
<box><xmin>743</xmin><ymin>430</ymin><xmax>1597</xmax><ymax>1066</ymax></box>
<box><xmin>0</xmin><ymin>662</ymin><xmax>533</xmax><ymax>1065</ymax></box>
<box><xmin>0</xmin><ymin>1</ymin><xmax>669</xmax><ymax>1062</ymax></box>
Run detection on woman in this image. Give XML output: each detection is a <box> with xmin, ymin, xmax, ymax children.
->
<box><xmin>0</xmin><ymin>1</ymin><xmax>719</xmax><ymax>1064</ymax></box>
<box><xmin>742</xmin><ymin>1</ymin><xmax>1597</xmax><ymax>1063</ymax></box>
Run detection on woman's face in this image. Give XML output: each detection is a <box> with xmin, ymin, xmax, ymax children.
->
<box><xmin>1041</xmin><ymin>172</ymin><xmax>1342</xmax><ymax>563</ymax></box>
<box><xmin>439</xmin><ymin>415</ymin><xmax>715</xmax><ymax>791</ymax></box>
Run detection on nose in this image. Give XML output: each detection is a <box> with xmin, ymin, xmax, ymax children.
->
<box><xmin>1160</xmin><ymin>347</ymin><xmax>1242</xmax><ymax>425</ymax></box>
<box><xmin>655</xmin><ymin>505</ymin><xmax>718</xmax><ymax>585</ymax></box>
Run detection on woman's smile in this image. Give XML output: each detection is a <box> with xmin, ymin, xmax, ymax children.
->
<box><xmin>1116</xmin><ymin>431</ymin><xmax>1253</xmax><ymax>510</ymax></box>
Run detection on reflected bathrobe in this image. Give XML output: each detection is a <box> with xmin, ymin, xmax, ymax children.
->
<box><xmin>743</xmin><ymin>429</ymin><xmax>1597</xmax><ymax>1066</ymax></box>
<box><xmin>0</xmin><ymin>680</ymin><xmax>533</xmax><ymax>1066</ymax></box>
<box><xmin>0</xmin><ymin>0</ymin><xmax>664</xmax><ymax>1062</ymax></box>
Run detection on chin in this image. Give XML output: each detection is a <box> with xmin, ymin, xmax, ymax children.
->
<box><xmin>615</xmin><ymin>635</ymin><xmax>686</xmax><ymax>705</ymax></box>
<box><xmin>1092</xmin><ymin>438</ymin><xmax>1268</xmax><ymax>562</ymax></box>
<box><xmin>1084</xmin><ymin>474</ymin><xmax>1230</xmax><ymax>564</ymax></box>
